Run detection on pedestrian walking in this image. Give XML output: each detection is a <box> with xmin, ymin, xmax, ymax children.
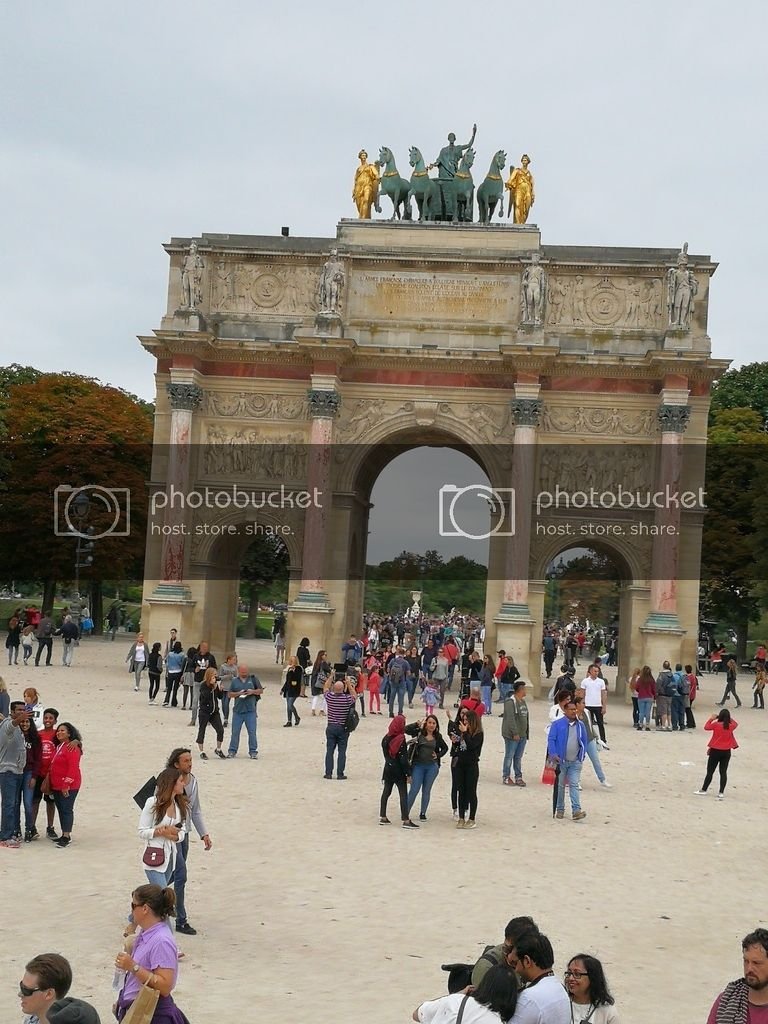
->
<box><xmin>717</xmin><ymin>659</ymin><xmax>742</xmax><ymax>708</ymax></box>
<box><xmin>379</xmin><ymin>715</ymin><xmax>418</xmax><ymax>828</ymax></box>
<box><xmin>695</xmin><ymin>709</ymin><xmax>739</xmax><ymax>799</ymax></box>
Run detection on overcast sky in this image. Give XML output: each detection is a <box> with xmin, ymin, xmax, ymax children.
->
<box><xmin>4</xmin><ymin>1</ymin><xmax>766</xmax><ymax>561</ymax></box>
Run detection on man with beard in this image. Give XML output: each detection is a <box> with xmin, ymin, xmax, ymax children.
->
<box><xmin>707</xmin><ymin>928</ymin><xmax>768</xmax><ymax>1023</ymax></box>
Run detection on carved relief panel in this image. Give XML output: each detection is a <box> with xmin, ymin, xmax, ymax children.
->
<box><xmin>210</xmin><ymin>262</ymin><xmax>317</xmax><ymax>315</ymax></box>
<box><xmin>547</xmin><ymin>275</ymin><xmax>663</xmax><ymax>329</ymax></box>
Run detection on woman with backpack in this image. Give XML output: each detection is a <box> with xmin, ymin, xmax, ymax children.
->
<box><xmin>695</xmin><ymin>709</ymin><xmax>739</xmax><ymax>799</ymax></box>
<box><xmin>379</xmin><ymin>715</ymin><xmax>419</xmax><ymax>828</ymax></box>
<box><xmin>716</xmin><ymin>659</ymin><xmax>742</xmax><ymax>708</ymax></box>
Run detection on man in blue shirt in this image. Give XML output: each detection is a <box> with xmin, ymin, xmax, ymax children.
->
<box><xmin>546</xmin><ymin>700</ymin><xmax>588</xmax><ymax>821</ymax></box>
<box><xmin>226</xmin><ymin>664</ymin><xmax>263</xmax><ymax>759</ymax></box>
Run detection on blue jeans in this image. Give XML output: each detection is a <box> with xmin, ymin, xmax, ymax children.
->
<box><xmin>15</xmin><ymin>769</ymin><xmax>35</xmax><ymax>834</ymax></box>
<box><xmin>0</xmin><ymin>771</ymin><xmax>23</xmax><ymax>840</ymax></box>
<box><xmin>638</xmin><ymin>697</ymin><xmax>654</xmax><ymax>726</ymax></box>
<box><xmin>556</xmin><ymin>760</ymin><xmax>582</xmax><ymax>814</ymax></box>
<box><xmin>325</xmin><ymin>723</ymin><xmax>349</xmax><ymax>777</ymax></box>
<box><xmin>286</xmin><ymin>696</ymin><xmax>300</xmax><ymax>724</ymax></box>
<box><xmin>406</xmin><ymin>675</ymin><xmax>418</xmax><ymax>704</ymax></box>
<box><xmin>221</xmin><ymin>692</ymin><xmax>230</xmax><ymax>722</ymax></box>
<box><xmin>145</xmin><ymin>860</ymin><xmax>174</xmax><ymax>887</ymax></box>
<box><xmin>173</xmin><ymin>835</ymin><xmax>189</xmax><ymax>924</ymax></box>
<box><xmin>671</xmin><ymin>695</ymin><xmax>686</xmax><ymax>730</ymax></box>
<box><xmin>53</xmin><ymin>789</ymin><xmax>79</xmax><ymax>833</ymax></box>
<box><xmin>229</xmin><ymin>710</ymin><xmax>258</xmax><ymax>756</ymax></box>
<box><xmin>407</xmin><ymin>761</ymin><xmax>440</xmax><ymax>815</ymax></box>
<box><xmin>503</xmin><ymin>737</ymin><xmax>528</xmax><ymax>781</ymax></box>
<box><xmin>585</xmin><ymin>740</ymin><xmax>606</xmax><ymax>783</ymax></box>
<box><xmin>481</xmin><ymin>685</ymin><xmax>492</xmax><ymax>714</ymax></box>
<box><xmin>498</xmin><ymin>682</ymin><xmax>512</xmax><ymax>702</ymax></box>
<box><xmin>388</xmin><ymin>682</ymin><xmax>406</xmax><ymax>716</ymax></box>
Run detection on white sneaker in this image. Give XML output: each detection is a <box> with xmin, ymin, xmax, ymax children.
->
<box><xmin>133</xmin><ymin>685</ymin><xmax>139</xmax><ymax>692</ymax></box>
<box><xmin>600</xmin><ymin>780</ymin><xmax>613</xmax><ymax>788</ymax></box>
<box><xmin>694</xmin><ymin>790</ymin><xmax>707</xmax><ymax>796</ymax></box>
<box><xmin>717</xmin><ymin>793</ymin><xmax>725</xmax><ymax>801</ymax></box>
<box><xmin>452</xmin><ymin>809</ymin><xmax>459</xmax><ymax>820</ymax></box>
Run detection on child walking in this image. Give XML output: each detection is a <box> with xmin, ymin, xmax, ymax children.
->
<box><xmin>21</xmin><ymin>625</ymin><xmax>35</xmax><ymax>665</ymax></box>
<box><xmin>421</xmin><ymin>682</ymin><xmax>439</xmax><ymax>716</ymax></box>
<box><xmin>274</xmin><ymin>630</ymin><xmax>286</xmax><ymax>665</ymax></box>
<box><xmin>368</xmin><ymin>664</ymin><xmax>382</xmax><ymax>715</ymax></box>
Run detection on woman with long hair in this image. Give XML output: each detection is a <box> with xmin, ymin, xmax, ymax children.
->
<box><xmin>296</xmin><ymin>636</ymin><xmax>311</xmax><ymax>699</ymax></box>
<box><xmin>480</xmin><ymin>654</ymin><xmax>496</xmax><ymax>715</ymax></box>
<box><xmin>125</xmin><ymin>632</ymin><xmax>148</xmax><ymax>692</ymax></box>
<box><xmin>635</xmin><ymin>666</ymin><xmax>656</xmax><ymax>732</ymax></box>
<box><xmin>162</xmin><ymin>642</ymin><xmax>185</xmax><ymax>709</ymax></box>
<box><xmin>695</xmin><ymin>709</ymin><xmax>739</xmax><ymax>799</ymax></box>
<box><xmin>281</xmin><ymin>656</ymin><xmax>304</xmax><ymax>727</ymax></box>
<box><xmin>565</xmin><ymin>954</ymin><xmax>619</xmax><ymax>1023</ymax></box>
<box><xmin>138</xmin><ymin>768</ymin><xmax>189</xmax><ymax>886</ymax></box>
<box><xmin>147</xmin><ymin>643</ymin><xmax>164</xmax><ymax>706</ymax></box>
<box><xmin>717</xmin><ymin>659</ymin><xmax>742</xmax><ymax>708</ymax></box>
<box><xmin>451</xmin><ymin>707</ymin><xmax>483</xmax><ymax>829</ymax></box>
<box><xmin>380</xmin><ymin>714</ymin><xmax>418</xmax><ymax>828</ymax></box>
<box><xmin>406</xmin><ymin>645</ymin><xmax>421</xmax><ymax>708</ymax></box>
<box><xmin>48</xmin><ymin>722</ymin><xmax>82</xmax><ymax>848</ymax></box>
<box><xmin>196</xmin><ymin>667</ymin><xmax>225</xmax><ymax>758</ymax></box>
<box><xmin>628</xmin><ymin>667</ymin><xmax>641</xmax><ymax>729</ymax></box>
<box><xmin>310</xmin><ymin>650</ymin><xmax>331</xmax><ymax>716</ymax></box>
<box><xmin>114</xmin><ymin>883</ymin><xmax>190</xmax><ymax>1023</ymax></box>
<box><xmin>18</xmin><ymin>717</ymin><xmax>42</xmax><ymax>843</ymax></box>
<box><xmin>413</xmin><ymin>963</ymin><xmax>517</xmax><ymax>1024</ymax></box>
<box><xmin>405</xmin><ymin>714</ymin><xmax>449</xmax><ymax>821</ymax></box>
<box><xmin>180</xmin><ymin>646</ymin><xmax>197</xmax><ymax>712</ymax></box>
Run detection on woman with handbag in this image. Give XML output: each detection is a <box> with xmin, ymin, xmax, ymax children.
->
<box><xmin>114</xmin><ymin>883</ymin><xmax>190</xmax><ymax>1023</ymax></box>
<box><xmin>296</xmin><ymin>636</ymin><xmax>311</xmax><ymax>699</ymax></box>
<box><xmin>405</xmin><ymin>715</ymin><xmax>449</xmax><ymax>821</ymax></box>
<box><xmin>138</xmin><ymin>769</ymin><xmax>188</xmax><ymax>886</ymax></box>
<box><xmin>125</xmin><ymin>633</ymin><xmax>148</xmax><ymax>693</ymax></box>
<box><xmin>310</xmin><ymin>650</ymin><xmax>331</xmax><ymax>716</ymax></box>
<box><xmin>379</xmin><ymin>714</ymin><xmax>419</xmax><ymax>828</ymax></box>
<box><xmin>280</xmin><ymin>656</ymin><xmax>304</xmax><ymax>727</ymax></box>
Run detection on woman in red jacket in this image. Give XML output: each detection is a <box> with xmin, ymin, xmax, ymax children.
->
<box><xmin>49</xmin><ymin>722</ymin><xmax>83</xmax><ymax>848</ymax></box>
<box><xmin>695</xmin><ymin>709</ymin><xmax>738</xmax><ymax>800</ymax></box>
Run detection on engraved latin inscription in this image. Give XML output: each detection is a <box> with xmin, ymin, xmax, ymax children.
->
<box><xmin>348</xmin><ymin>272</ymin><xmax>516</xmax><ymax>323</ymax></box>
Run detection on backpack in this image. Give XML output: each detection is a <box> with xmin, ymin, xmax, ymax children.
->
<box><xmin>344</xmin><ymin>704</ymin><xmax>360</xmax><ymax>733</ymax></box>
<box><xmin>678</xmin><ymin>672</ymin><xmax>691</xmax><ymax>697</ymax></box>
<box><xmin>388</xmin><ymin>660</ymin><xmax>405</xmax><ymax>685</ymax></box>
<box><xmin>659</xmin><ymin>672</ymin><xmax>678</xmax><ymax>698</ymax></box>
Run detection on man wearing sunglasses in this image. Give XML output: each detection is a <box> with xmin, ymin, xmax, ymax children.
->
<box><xmin>19</xmin><ymin>952</ymin><xmax>72</xmax><ymax>1023</ymax></box>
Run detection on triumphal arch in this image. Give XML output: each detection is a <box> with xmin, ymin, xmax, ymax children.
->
<box><xmin>139</xmin><ymin>211</ymin><xmax>725</xmax><ymax>694</ymax></box>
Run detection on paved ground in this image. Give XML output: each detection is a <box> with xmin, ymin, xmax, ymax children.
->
<box><xmin>0</xmin><ymin>637</ymin><xmax>761</xmax><ymax>1023</ymax></box>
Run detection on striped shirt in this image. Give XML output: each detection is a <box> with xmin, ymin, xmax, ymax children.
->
<box><xmin>324</xmin><ymin>690</ymin><xmax>354</xmax><ymax>725</ymax></box>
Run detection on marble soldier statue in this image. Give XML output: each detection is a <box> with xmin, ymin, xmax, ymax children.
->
<box><xmin>666</xmin><ymin>243</ymin><xmax>698</xmax><ymax>329</ymax></box>
<box><xmin>181</xmin><ymin>240</ymin><xmax>205</xmax><ymax>309</ymax></box>
<box><xmin>317</xmin><ymin>249</ymin><xmax>345</xmax><ymax>313</ymax></box>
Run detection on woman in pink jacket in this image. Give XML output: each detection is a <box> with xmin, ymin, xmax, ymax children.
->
<box><xmin>695</xmin><ymin>709</ymin><xmax>738</xmax><ymax>800</ymax></box>
<box><xmin>48</xmin><ymin>722</ymin><xmax>82</xmax><ymax>848</ymax></box>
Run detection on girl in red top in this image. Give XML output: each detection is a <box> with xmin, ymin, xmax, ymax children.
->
<box><xmin>695</xmin><ymin>709</ymin><xmax>738</xmax><ymax>800</ymax></box>
<box><xmin>367</xmin><ymin>666</ymin><xmax>382</xmax><ymax>715</ymax></box>
<box><xmin>49</xmin><ymin>722</ymin><xmax>83</xmax><ymax>848</ymax></box>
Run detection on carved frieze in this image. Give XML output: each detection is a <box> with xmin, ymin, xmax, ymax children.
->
<box><xmin>538</xmin><ymin>445</ymin><xmax>652</xmax><ymax>494</ymax></box>
<box><xmin>201</xmin><ymin>426</ymin><xmax>307</xmax><ymax>479</ymax></box>
<box><xmin>539</xmin><ymin>405</ymin><xmax>656</xmax><ymax>436</ymax></box>
<box><xmin>547</xmin><ymin>275</ymin><xmax>663</xmax><ymax>329</ymax></box>
<box><xmin>210</xmin><ymin>262</ymin><xmax>317</xmax><ymax>315</ymax></box>
<box><xmin>205</xmin><ymin>392</ymin><xmax>308</xmax><ymax>420</ymax></box>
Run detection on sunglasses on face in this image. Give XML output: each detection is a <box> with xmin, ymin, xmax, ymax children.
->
<box><xmin>19</xmin><ymin>981</ymin><xmax>45</xmax><ymax>997</ymax></box>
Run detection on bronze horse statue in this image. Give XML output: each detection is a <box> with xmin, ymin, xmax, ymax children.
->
<box><xmin>378</xmin><ymin>147</ymin><xmax>412</xmax><ymax>220</ymax></box>
<box><xmin>477</xmin><ymin>150</ymin><xmax>507</xmax><ymax>224</ymax></box>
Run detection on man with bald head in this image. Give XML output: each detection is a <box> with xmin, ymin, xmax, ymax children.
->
<box><xmin>322</xmin><ymin>675</ymin><xmax>357</xmax><ymax>779</ymax></box>
<box><xmin>226</xmin><ymin>663</ymin><xmax>263</xmax><ymax>759</ymax></box>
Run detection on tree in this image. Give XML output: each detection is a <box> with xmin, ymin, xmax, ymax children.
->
<box><xmin>710</xmin><ymin>362</ymin><xmax>768</xmax><ymax>427</ymax></box>
<box><xmin>239</xmin><ymin>534</ymin><xmax>289</xmax><ymax>638</ymax></box>
<box><xmin>700</xmin><ymin>407</ymin><xmax>768</xmax><ymax>657</ymax></box>
<box><xmin>0</xmin><ymin>372</ymin><xmax>154</xmax><ymax>618</ymax></box>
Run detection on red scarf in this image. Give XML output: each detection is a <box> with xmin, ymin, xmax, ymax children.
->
<box><xmin>387</xmin><ymin>714</ymin><xmax>406</xmax><ymax>758</ymax></box>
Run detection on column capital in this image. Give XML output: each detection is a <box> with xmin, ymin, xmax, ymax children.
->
<box><xmin>166</xmin><ymin>382</ymin><xmax>204</xmax><ymax>411</ymax></box>
<box><xmin>657</xmin><ymin>404</ymin><xmax>690</xmax><ymax>434</ymax></box>
<box><xmin>510</xmin><ymin>398</ymin><xmax>543</xmax><ymax>428</ymax></box>
<box><xmin>307</xmin><ymin>389</ymin><xmax>341</xmax><ymax>419</ymax></box>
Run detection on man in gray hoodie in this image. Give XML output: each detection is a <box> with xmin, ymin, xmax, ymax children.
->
<box><xmin>166</xmin><ymin>747</ymin><xmax>213</xmax><ymax>936</ymax></box>
<box><xmin>0</xmin><ymin>701</ymin><xmax>29</xmax><ymax>847</ymax></box>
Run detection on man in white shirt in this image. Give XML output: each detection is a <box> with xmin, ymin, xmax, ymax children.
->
<box><xmin>580</xmin><ymin>663</ymin><xmax>608</xmax><ymax>745</ymax></box>
<box><xmin>508</xmin><ymin>930</ymin><xmax>570</xmax><ymax>1024</ymax></box>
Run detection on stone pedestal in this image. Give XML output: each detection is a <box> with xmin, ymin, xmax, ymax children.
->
<box><xmin>640</xmin><ymin>621</ymin><xmax>686</xmax><ymax>673</ymax></box>
<box><xmin>495</xmin><ymin>613</ymin><xmax>536</xmax><ymax>688</ymax></box>
<box><xmin>314</xmin><ymin>311</ymin><xmax>344</xmax><ymax>337</ymax></box>
<box><xmin>144</xmin><ymin>584</ymin><xmax>197</xmax><ymax>645</ymax></box>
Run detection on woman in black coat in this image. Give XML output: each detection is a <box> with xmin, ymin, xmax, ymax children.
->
<box><xmin>380</xmin><ymin>714</ymin><xmax>418</xmax><ymax>829</ymax></box>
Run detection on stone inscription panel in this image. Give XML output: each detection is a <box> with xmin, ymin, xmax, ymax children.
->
<box><xmin>348</xmin><ymin>271</ymin><xmax>516</xmax><ymax>324</ymax></box>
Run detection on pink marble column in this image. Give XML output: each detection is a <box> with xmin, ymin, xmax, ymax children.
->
<box><xmin>159</xmin><ymin>382</ymin><xmax>203</xmax><ymax>584</ymax></box>
<box><xmin>295</xmin><ymin>389</ymin><xmax>340</xmax><ymax>604</ymax></box>
<box><xmin>498</xmin><ymin>398</ymin><xmax>541</xmax><ymax>618</ymax></box>
<box><xmin>646</xmin><ymin>404</ymin><xmax>690</xmax><ymax>626</ymax></box>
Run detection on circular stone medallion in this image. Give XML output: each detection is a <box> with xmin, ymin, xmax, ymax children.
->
<box><xmin>586</xmin><ymin>282</ymin><xmax>625</xmax><ymax>326</ymax></box>
<box><xmin>252</xmin><ymin>272</ymin><xmax>284</xmax><ymax>308</ymax></box>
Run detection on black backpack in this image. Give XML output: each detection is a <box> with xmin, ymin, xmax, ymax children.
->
<box><xmin>344</xmin><ymin>704</ymin><xmax>360</xmax><ymax>733</ymax></box>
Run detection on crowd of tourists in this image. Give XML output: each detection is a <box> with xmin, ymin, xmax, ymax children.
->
<box><xmin>3</xmin><ymin>604</ymin><xmax>764</xmax><ymax>1022</ymax></box>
